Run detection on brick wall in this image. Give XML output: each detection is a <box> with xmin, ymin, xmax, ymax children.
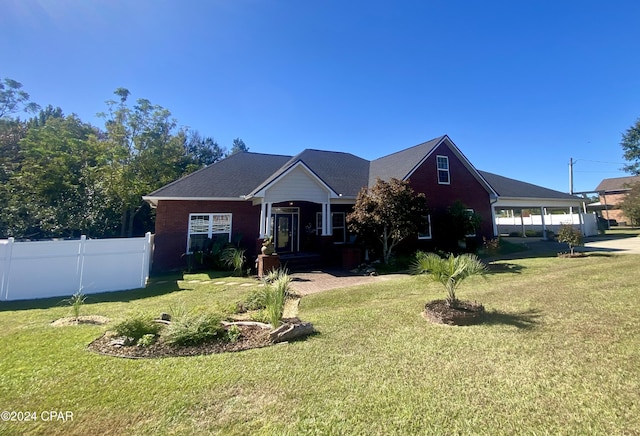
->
<box><xmin>154</xmin><ymin>200</ymin><xmax>261</xmax><ymax>271</ymax></box>
<box><xmin>406</xmin><ymin>143</ymin><xmax>493</xmax><ymax>250</ymax></box>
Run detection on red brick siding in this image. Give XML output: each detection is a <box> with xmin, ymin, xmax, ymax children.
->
<box><xmin>153</xmin><ymin>200</ymin><xmax>261</xmax><ymax>271</ymax></box>
<box><xmin>406</xmin><ymin>144</ymin><xmax>493</xmax><ymax>250</ymax></box>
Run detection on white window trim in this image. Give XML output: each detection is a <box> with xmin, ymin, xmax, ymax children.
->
<box><xmin>418</xmin><ymin>214</ymin><xmax>432</xmax><ymax>240</ymax></box>
<box><xmin>437</xmin><ymin>155</ymin><xmax>450</xmax><ymax>185</ymax></box>
<box><xmin>316</xmin><ymin>211</ymin><xmax>346</xmax><ymax>244</ymax></box>
<box><xmin>187</xmin><ymin>213</ymin><xmax>232</xmax><ymax>253</ymax></box>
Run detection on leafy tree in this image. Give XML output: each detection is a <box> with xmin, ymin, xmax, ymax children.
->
<box><xmin>8</xmin><ymin>115</ymin><xmax>117</xmax><ymax>238</ymax></box>
<box><xmin>622</xmin><ymin>118</ymin><xmax>640</xmax><ymax>175</ymax></box>
<box><xmin>412</xmin><ymin>251</ymin><xmax>486</xmax><ymax>307</ymax></box>
<box><xmin>181</xmin><ymin>129</ymin><xmax>225</xmax><ymax>172</ymax></box>
<box><xmin>557</xmin><ymin>225</ymin><xmax>583</xmax><ymax>256</ymax></box>
<box><xmin>347</xmin><ymin>178</ymin><xmax>428</xmax><ymax>264</ymax></box>
<box><xmin>0</xmin><ymin>77</ymin><xmax>40</xmax><ymax>119</ymax></box>
<box><xmin>619</xmin><ymin>182</ymin><xmax>640</xmax><ymax>227</ymax></box>
<box><xmin>228</xmin><ymin>137</ymin><xmax>248</xmax><ymax>155</ymax></box>
<box><xmin>100</xmin><ymin>89</ymin><xmax>187</xmax><ymax>236</ymax></box>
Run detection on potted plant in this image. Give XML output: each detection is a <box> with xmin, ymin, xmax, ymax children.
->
<box><xmin>261</xmin><ymin>236</ymin><xmax>275</xmax><ymax>255</ymax></box>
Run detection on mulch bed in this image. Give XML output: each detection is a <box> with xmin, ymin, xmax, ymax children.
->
<box><xmin>423</xmin><ymin>299</ymin><xmax>485</xmax><ymax>326</ymax></box>
<box><xmin>87</xmin><ymin>325</ymin><xmax>273</xmax><ymax>359</ymax></box>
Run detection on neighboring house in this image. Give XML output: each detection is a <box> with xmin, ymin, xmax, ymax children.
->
<box><xmin>593</xmin><ymin>175</ymin><xmax>640</xmax><ymax>225</ymax></box>
<box><xmin>144</xmin><ymin>135</ymin><xmax>582</xmax><ymax>271</ymax></box>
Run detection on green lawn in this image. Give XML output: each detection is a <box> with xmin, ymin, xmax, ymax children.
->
<box><xmin>1</xmin><ymin>254</ymin><xmax>639</xmax><ymax>435</ymax></box>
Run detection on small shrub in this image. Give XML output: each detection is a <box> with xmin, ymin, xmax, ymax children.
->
<box><xmin>226</xmin><ymin>324</ymin><xmax>242</xmax><ymax>343</ymax></box>
<box><xmin>244</xmin><ymin>288</ymin><xmax>268</xmax><ymax>311</ymax></box>
<box><xmin>114</xmin><ymin>314</ymin><xmax>162</xmax><ymax>341</ymax></box>
<box><xmin>137</xmin><ymin>334</ymin><xmax>157</xmax><ymax>347</ymax></box>
<box><xmin>250</xmin><ymin>310</ymin><xmax>270</xmax><ymax>324</ymax></box>
<box><xmin>557</xmin><ymin>225</ymin><xmax>583</xmax><ymax>256</ymax></box>
<box><xmin>164</xmin><ymin>312</ymin><xmax>224</xmax><ymax>346</ymax></box>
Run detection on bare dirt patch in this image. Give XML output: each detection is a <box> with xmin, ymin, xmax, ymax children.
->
<box><xmin>51</xmin><ymin>315</ymin><xmax>110</xmax><ymax>327</ymax></box>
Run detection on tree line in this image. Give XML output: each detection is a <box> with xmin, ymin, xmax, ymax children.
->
<box><xmin>0</xmin><ymin>78</ymin><xmax>248</xmax><ymax>239</ymax></box>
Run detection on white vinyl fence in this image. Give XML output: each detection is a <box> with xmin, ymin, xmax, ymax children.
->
<box><xmin>496</xmin><ymin>212</ymin><xmax>598</xmax><ymax>237</ymax></box>
<box><xmin>0</xmin><ymin>233</ymin><xmax>153</xmax><ymax>301</ymax></box>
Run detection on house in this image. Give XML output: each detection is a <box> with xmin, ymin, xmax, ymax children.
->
<box><xmin>143</xmin><ymin>135</ymin><xmax>583</xmax><ymax>271</ymax></box>
<box><xmin>593</xmin><ymin>175</ymin><xmax>640</xmax><ymax>226</ymax></box>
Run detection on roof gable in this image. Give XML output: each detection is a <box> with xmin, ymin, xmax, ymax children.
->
<box><xmin>595</xmin><ymin>175</ymin><xmax>640</xmax><ymax>193</ymax></box>
<box><xmin>249</xmin><ymin>149</ymin><xmax>369</xmax><ymax>198</ymax></box>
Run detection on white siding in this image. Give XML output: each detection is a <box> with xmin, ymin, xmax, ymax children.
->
<box><xmin>265</xmin><ymin>166</ymin><xmax>329</xmax><ymax>203</ymax></box>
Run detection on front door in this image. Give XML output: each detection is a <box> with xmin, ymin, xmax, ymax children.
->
<box><xmin>271</xmin><ymin>208</ymin><xmax>299</xmax><ymax>253</ymax></box>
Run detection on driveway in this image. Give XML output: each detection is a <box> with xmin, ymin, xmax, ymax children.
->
<box><xmin>583</xmin><ymin>234</ymin><xmax>640</xmax><ymax>254</ymax></box>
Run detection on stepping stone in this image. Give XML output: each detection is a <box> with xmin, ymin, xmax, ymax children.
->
<box><xmin>240</xmin><ymin>283</ymin><xmax>253</xmax><ymax>287</ymax></box>
<box><xmin>213</xmin><ymin>281</ymin><xmax>226</xmax><ymax>285</ymax></box>
<box><xmin>187</xmin><ymin>280</ymin><xmax>200</xmax><ymax>283</ymax></box>
<box><xmin>225</xmin><ymin>282</ymin><xmax>239</xmax><ymax>286</ymax></box>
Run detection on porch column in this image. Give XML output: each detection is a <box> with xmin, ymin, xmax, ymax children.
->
<box><xmin>265</xmin><ymin>202</ymin><xmax>273</xmax><ymax>237</ymax></box>
<box><xmin>322</xmin><ymin>202</ymin><xmax>332</xmax><ymax>236</ymax></box>
<box><xmin>540</xmin><ymin>206</ymin><xmax>547</xmax><ymax>239</ymax></box>
<box><xmin>259</xmin><ymin>202</ymin><xmax>266</xmax><ymax>238</ymax></box>
<box><xmin>491</xmin><ymin>204</ymin><xmax>498</xmax><ymax>237</ymax></box>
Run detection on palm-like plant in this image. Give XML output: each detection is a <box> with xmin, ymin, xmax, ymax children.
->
<box><xmin>412</xmin><ymin>252</ymin><xmax>486</xmax><ymax>307</ymax></box>
<box><xmin>220</xmin><ymin>246</ymin><xmax>246</xmax><ymax>276</ymax></box>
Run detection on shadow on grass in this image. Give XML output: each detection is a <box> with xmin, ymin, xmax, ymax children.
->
<box><xmin>482</xmin><ymin>308</ymin><xmax>542</xmax><ymax>329</ymax></box>
<box><xmin>486</xmin><ymin>262</ymin><xmax>526</xmax><ymax>274</ymax></box>
<box><xmin>0</xmin><ymin>273</ymin><xmax>183</xmax><ymax>312</ymax></box>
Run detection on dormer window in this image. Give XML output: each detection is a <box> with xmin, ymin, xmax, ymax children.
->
<box><xmin>437</xmin><ymin>155</ymin><xmax>450</xmax><ymax>184</ymax></box>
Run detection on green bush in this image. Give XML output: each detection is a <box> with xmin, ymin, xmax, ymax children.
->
<box><xmin>243</xmin><ymin>287</ymin><xmax>268</xmax><ymax>311</ymax></box>
<box><xmin>164</xmin><ymin>312</ymin><xmax>224</xmax><ymax>346</ymax></box>
<box><xmin>113</xmin><ymin>314</ymin><xmax>162</xmax><ymax>341</ymax></box>
<box><xmin>137</xmin><ymin>334</ymin><xmax>157</xmax><ymax>347</ymax></box>
<box><xmin>226</xmin><ymin>324</ymin><xmax>242</xmax><ymax>343</ymax></box>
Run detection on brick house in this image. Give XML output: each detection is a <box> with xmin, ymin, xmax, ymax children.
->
<box><xmin>594</xmin><ymin>175</ymin><xmax>640</xmax><ymax>225</ymax></box>
<box><xmin>143</xmin><ymin>135</ymin><xmax>578</xmax><ymax>271</ymax></box>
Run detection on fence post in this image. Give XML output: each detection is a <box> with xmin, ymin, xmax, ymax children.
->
<box><xmin>77</xmin><ymin>235</ymin><xmax>87</xmax><ymax>294</ymax></box>
<box><xmin>1</xmin><ymin>238</ymin><xmax>14</xmax><ymax>301</ymax></box>
<box><xmin>141</xmin><ymin>232</ymin><xmax>152</xmax><ymax>287</ymax></box>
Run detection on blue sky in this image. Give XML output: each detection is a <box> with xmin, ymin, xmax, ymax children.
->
<box><xmin>3</xmin><ymin>0</ymin><xmax>639</xmax><ymax>194</ymax></box>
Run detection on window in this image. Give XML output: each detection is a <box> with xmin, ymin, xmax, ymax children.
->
<box><xmin>316</xmin><ymin>212</ymin><xmax>347</xmax><ymax>244</ymax></box>
<box><xmin>418</xmin><ymin>215</ymin><xmax>432</xmax><ymax>240</ymax></box>
<box><xmin>465</xmin><ymin>209</ymin><xmax>477</xmax><ymax>237</ymax></box>
<box><xmin>437</xmin><ymin>155</ymin><xmax>450</xmax><ymax>184</ymax></box>
<box><xmin>187</xmin><ymin>213</ymin><xmax>232</xmax><ymax>253</ymax></box>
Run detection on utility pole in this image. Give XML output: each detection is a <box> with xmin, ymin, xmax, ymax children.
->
<box><xmin>569</xmin><ymin>157</ymin><xmax>574</xmax><ymax>195</ymax></box>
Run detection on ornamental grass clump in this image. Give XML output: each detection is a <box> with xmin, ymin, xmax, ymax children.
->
<box><xmin>263</xmin><ymin>269</ymin><xmax>292</xmax><ymax>328</ymax></box>
<box><xmin>412</xmin><ymin>251</ymin><xmax>486</xmax><ymax>307</ymax></box>
<box><xmin>63</xmin><ymin>290</ymin><xmax>87</xmax><ymax>322</ymax></box>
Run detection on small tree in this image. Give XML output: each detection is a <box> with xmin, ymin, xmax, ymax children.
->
<box><xmin>412</xmin><ymin>252</ymin><xmax>486</xmax><ymax>307</ymax></box>
<box><xmin>619</xmin><ymin>182</ymin><xmax>640</xmax><ymax>227</ymax></box>
<box><xmin>347</xmin><ymin>178</ymin><xmax>428</xmax><ymax>264</ymax></box>
<box><xmin>557</xmin><ymin>225</ymin><xmax>583</xmax><ymax>256</ymax></box>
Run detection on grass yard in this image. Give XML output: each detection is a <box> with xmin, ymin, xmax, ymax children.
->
<box><xmin>1</xmin><ymin>254</ymin><xmax>639</xmax><ymax>435</ymax></box>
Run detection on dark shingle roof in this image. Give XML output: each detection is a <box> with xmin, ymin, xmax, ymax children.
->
<box><xmin>369</xmin><ymin>136</ymin><xmax>444</xmax><ymax>184</ymax></box>
<box><xmin>479</xmin><ymin>170</ymin><xmax>580</xmax><ymax>200</ymax></box>
<box><xmin>147</xmin><ymin>152</ymin><xmax>291</xmax><ymax>198</ymax></box>
<box><xmin>595</xmin><ymin>175</ymin><xmax>640</xmax><ymax>192</ymax></box>
<box><xmin>250</xmin><ymin>149</ymin><xmax>370</xmax><ymax>197</ymax></box>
